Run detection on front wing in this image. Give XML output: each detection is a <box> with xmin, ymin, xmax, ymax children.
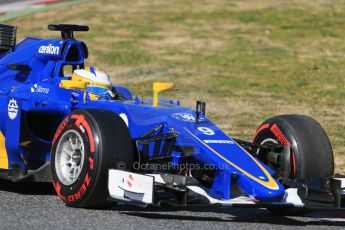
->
<box><xmin>107</xmin><ymin>169</ymin><xmax>345</xmax><ymax>211</ymax></box>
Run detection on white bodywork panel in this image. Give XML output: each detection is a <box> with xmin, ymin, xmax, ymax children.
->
<box><xmin>187</xmin><ymin>185</ymin><xmax>256</xmax><ymax>205</ymax></box>
<box><xmin>108</xmin><ymin>170</ymin><xmax>154</xmax><ymax>204</ymax></box>
<box><xmin>280</xmin><ymin>188</ymin><xmax>304</xmax><ymax>206</ymax></box>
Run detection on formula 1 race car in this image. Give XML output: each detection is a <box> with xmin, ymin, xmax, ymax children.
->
<box><xmin>0</xmin><ymin>24</ymin><xmax>344</xmax><ymax>214</ymax></box>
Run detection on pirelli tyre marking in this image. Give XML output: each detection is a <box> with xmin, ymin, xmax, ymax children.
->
<box><xmin>52</xmin><ymin>113</ymin><xmax>95</xmax><ymax>203</ymax></box>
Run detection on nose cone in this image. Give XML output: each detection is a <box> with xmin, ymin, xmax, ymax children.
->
<box><xmin>238</xmin><ymin>175</ymin><xmax>285</xmax><ymax>201</ymax></box>
<box><xmin>254</xmin><ymin>184</ymin><xmax>285</xmax><ymax>201</ymax></box>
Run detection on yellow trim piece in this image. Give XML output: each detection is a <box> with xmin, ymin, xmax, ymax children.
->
<box><xmin>184</xmin><ymin>128</ymin><xmax>279</xmax><ymax>190</ymax></box>
<box><xmin>88</xmin><ymin>93</ymin><xmax>100</xmax><ymax>101</ymax></box>
<box><xmin>60</xmin><ymin>79</ymin><xmax>87</xmax><ymax>90</ymax></box>
<box><xmin>152</xmin><ymin>82</ymin><xmax>175</xmax><ymax>107</ymax></box>
<box><xmin>71</xmin><ymin>74</ymin><xmax>89</xmax><ymax>84</ymax></box>
<box><xmin>0</xmin><ymin>132</ymin><xmax>9</xmax><ymax>169</ymax></box>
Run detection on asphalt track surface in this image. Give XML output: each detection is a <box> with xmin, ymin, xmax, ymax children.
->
<box><xmin>0</xmin><ymin>179</ymin><xmax>343</xmax><ymax>230</ymax></box>
<box><xmin>0</xmin><ymin>1</ymin><xmax>344</xmax><ymax>229</ymax></box>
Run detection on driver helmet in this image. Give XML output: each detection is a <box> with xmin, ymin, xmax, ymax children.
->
<box><xmin>72</xmin><ymin>66</ymin><xmax>112</xmax><ymax>100</ymax></box>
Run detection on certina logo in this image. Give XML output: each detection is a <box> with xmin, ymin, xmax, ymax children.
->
<box><xmin>171</xmin><ymin>113</ymin><xmax>205</xmax><ymax>122</ymax></box>
<box><xmin>38</xmin><ymin>44</ymin><xmax>60</xmax><ymax>55</ymax></box>
<box><xmin>203</xmin><ymin>140</ymin><xmax>235</xmax><ymax>144</ymax></box>
<box><xmin>8</xmin><ymin>99</ymin><xmax>18</xmax><ymax>120</ymax></box>
<box><xmin>31</xmin><ymin>84</ymin><xmax>49</xmax><ymax>94</ymax></box>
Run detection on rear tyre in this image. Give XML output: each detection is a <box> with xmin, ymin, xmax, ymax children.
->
<box><xmin>51</xmin><ymin>109</ymin><xmax>133</xmax><ymax>208</ymax></box>
<box><xmin>252</xmin><ymin>114</ymin><xmax>334</xmax><ymax>215</ymax></box>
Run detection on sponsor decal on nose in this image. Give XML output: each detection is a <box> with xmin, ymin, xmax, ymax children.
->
<box><xmin>203</xmin><ymin>140</ymin><xmax>235</xmax><ymax>144</ymax></box>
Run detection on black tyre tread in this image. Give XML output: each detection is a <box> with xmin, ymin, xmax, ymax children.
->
<box><xmin>52</xmin><ymin>109</ymin><xmax>133</xmax><ymax>208</ymax></box>
<box><xmin>78</xmin><ymin>109</ymin><xmax>133</xmax><ymax>208</ymax></box>
<box><xmin>275</xmin><ymin>115</ymin><xmax>333</xmax><ymax>179</ymax></box>
<box><xmin>253</xmin><ymin>114</ymin><xmax>334</xmax><ymax>216</ymax></box>
<box><xmin>254</xmin><ymin>114</ymin><xmax>334</xmax><ymax>179</ymax></box>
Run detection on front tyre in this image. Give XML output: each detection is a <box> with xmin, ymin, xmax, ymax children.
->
<box><xmin>253</xmin><ymin>114</ymin><xmax>334</xmax><ymax>180</ymax></box>
<box><xmin>51</xmin><ymin>109</ymin><xmax>133</xmax><ymax>208</ymax></box>
<box><xmin>253</xmin><ymin>114</ymin><xmax>334</xmax><ymax>215</ymax></box>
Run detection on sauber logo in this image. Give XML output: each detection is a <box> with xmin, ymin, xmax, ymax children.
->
<box><xmin>31</xmin><ymin>84</ymin><xmax>49</xmax><ymax>94</ymax></box>
<box><xmin>38</xmin><ymin>44</ymin><xmax>60</xmax><ymax>55</ymax></box>
<box><xmin>171</xmin><ymin>112</ymin><xmax>205</xmax><ymax>122</ymax></box>
<box><xmin>8</xmin><ymin>99</ymin><xmax>18</xmax><ymax>120</ymax></box>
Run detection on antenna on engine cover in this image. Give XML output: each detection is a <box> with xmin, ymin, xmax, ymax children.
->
<box><xmin>48</xmin><ymin>24</ymin><xmax>89</xmax><ymax>40</ymax></box>
<box><xmin>196</xmin><ymin>101</ymin><xmax>206</xmax><ymax>124</ymax></box>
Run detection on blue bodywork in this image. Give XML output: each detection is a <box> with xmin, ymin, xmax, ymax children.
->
<box><xmin>0</xmin><ymin>34</ymin><xmax>285</xmax><ymax>201</ymax></box>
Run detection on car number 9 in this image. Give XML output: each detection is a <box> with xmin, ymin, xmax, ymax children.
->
<box><xmin>197</xmin><ymin>127</ymin><xmax>215</xmax><ymax>135</ymax></box>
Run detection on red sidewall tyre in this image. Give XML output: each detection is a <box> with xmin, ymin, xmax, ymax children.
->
<box><xmin>253</xmin><ymin>115</ymin><xmax>334</xmax><ymax>180</ymax></box>
<box><xmin>51</xmin><ymin>109</ymin><xmax>133</xmax><ymax>208</ymax></box>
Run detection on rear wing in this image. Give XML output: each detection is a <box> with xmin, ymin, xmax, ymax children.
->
<box><xmin>0</xmin><ymin>24</ymin><xmax>17</xmax><ymax>56</ymax></box>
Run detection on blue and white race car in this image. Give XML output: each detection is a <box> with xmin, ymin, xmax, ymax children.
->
<box><xmin>0</xmin><ymin>24</ymin><xmax>343</xmax><ymax>214</ymax></box>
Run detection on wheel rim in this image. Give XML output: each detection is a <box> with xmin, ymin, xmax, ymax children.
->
<box><xmin>257</xmin><ymin>137</ymin><xmax>285</xmax><ymax>180</ymax></box>
<box><xmin>55</xmin><ymin>130</ymin><xmax>85</xmax><ymax>186</ymax></box>
<box><xmin>255</xmin><ymin>138</ymin><xmax>278</xmax><ymax>154</ymax></box>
